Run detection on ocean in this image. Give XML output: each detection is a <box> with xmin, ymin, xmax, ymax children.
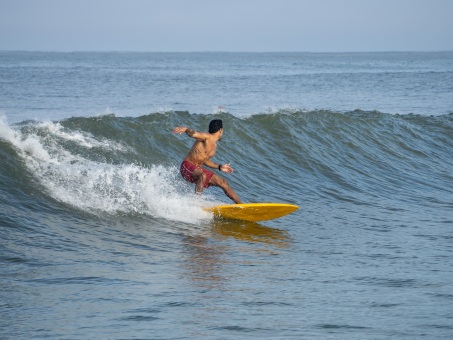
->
<box><xmin>1</xmin><ymin>51</ymin><xmax>453</xmax><ymax>339</ymax></box>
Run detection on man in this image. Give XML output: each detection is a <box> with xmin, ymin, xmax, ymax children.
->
<box><xmin>172</xmin><ymin>119</ymin><xmax>242</xmax><ymax>204</ymax></box>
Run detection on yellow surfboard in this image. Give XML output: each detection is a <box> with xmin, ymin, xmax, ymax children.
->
<box><xmin>204</xmin><ymin>203</ymin><xmax>298</xmax><ymax>222</ymax></box>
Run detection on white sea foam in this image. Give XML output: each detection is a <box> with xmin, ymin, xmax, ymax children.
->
<box><xmin>0</xmin><ymin>115</ymin><xmax>54</xmax><ymax>163</ymax></box>
<box><xmin>35</xmin><ymin>121</ymin><xmax>129</xmax><ymax>152</ymax></box>
<box><xmin>0</xmin><ymin>115</ymin><xmax>212</xmax><ymax>224</ymax></box>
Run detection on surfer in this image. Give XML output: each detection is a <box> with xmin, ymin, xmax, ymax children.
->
<box><xmin>172</xmin><ymin>119</ymin><xmax>242</xmax><ymax>204</ymax></box>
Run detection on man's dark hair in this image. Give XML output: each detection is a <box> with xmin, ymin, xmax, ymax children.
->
<box><xmin>209</xmin><ymin>119</ymin><xmax>223</xmax><ymax>134</ymax></box>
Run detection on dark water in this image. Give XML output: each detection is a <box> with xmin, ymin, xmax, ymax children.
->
<box><xmin>1</xmin><ymin>52</ymin><xmax>453</xmax><ymax>339</ymax></box>
<box><xmin>1</xmin><ymin>51</ymin><xmax>453</xmax><ymax>123</ymax></box>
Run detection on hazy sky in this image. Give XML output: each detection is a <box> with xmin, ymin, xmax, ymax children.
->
<box><xmin>1</xmin><ymin>0</ymin><xmax>452</xmax><ymax>52</ymax></box>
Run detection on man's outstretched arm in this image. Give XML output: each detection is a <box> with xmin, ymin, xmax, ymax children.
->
<box><xmin>173</xmin><ymin>126</ymin><xmax>207</xmax><ymax>140</ymax></box>
<box><xmin>172</xmin><ymin>126</ymin><xmax>195</xmax><ymax>136</ymax></box>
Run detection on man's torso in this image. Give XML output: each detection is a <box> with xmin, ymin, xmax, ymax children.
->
<box><xmin>184</xmin><ymin>137</ymin><xmax>217</xmax><ymax>165</ymax></box>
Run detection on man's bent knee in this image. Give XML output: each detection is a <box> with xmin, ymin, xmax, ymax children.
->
<box><xmin>211</xmin><ymin>175</ymin><xmax>228</xmax><ymax>188</ymax></box>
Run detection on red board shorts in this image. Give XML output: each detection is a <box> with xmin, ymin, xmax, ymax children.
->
<box><xmin>180</xmin><ymin>160</ymin><xmax>214</xmax><ymax>188</ymax></box>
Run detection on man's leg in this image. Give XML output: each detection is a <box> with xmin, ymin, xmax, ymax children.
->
<box><xmin>191</xmin><ymin>168</ymin><xmax>206</xmax><ymax>195</ymax></box>
<box><xmin>209</xmin><ymin>174</ymin><xmax>242</xmax><ymax>204</ymax></box>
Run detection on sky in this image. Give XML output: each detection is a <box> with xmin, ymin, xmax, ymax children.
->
<box><xmin>1</xmin><ymin>0</ymin><xmax>453</xmax><ymax>52</ymax></box>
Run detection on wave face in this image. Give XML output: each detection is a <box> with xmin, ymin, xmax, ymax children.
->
<box><xmin>1</xmin><ymin>110</ymin><xmax>452</xmax><ymax>222</ymax></box>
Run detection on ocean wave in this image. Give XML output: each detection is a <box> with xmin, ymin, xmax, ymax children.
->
<box><xmin>1</xmin><ymin>110</ymin><xmax>452</xmax><ymax>221</ymax></box>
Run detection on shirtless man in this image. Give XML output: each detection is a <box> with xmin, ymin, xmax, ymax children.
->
<box><xmin>172</xmin><ymin>119</ymin><xmax>242</xmax><ymax>204</ymax></box>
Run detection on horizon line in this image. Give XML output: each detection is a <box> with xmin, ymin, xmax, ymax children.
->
<box><xmin>1</xmin><ymin>49</ymin><xmax>453</xmax><ymax>54</ymax></box>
